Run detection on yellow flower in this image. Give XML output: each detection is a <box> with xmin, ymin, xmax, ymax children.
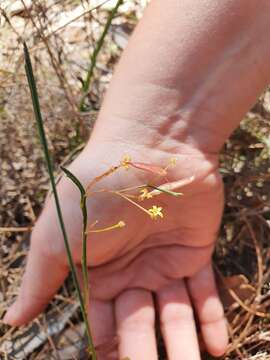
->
<box><xmin>139</xmin><ymin>188</ymin><xmax>153</xmax><ymax>201</ymax></box>
<box><xmin>169</xmin><ymin>157</ymin><xmax>178</xmax><ymax>166</ymax></box>
<box><xmin>164</xmin><ymin>157</ymin><xmax>178</xmax><ymax>172</ymax></box>
<box><xmin>121</xmin><ymin>154</ymin><xmax>131</xmax><ymax>170</ymax></box>
<box><xmin>148</xmin><ymin>205</ymin><xmax>164</xmax><ymax>220</ymax></box>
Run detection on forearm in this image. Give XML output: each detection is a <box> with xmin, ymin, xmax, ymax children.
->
<box><xmin>90</xmin><ymin>0</ymin><xmax>270</xmax><ymax>153</ymax></box>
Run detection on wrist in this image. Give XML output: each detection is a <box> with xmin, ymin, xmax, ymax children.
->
<box><xmin>90</xmin><ymin>0</ymin><xmax>270</xmax><ymax>157</ymax></box>
<box><xmin>90</xmin><ymin>85</ymin><xmax>224</xmax><ymax>158</ymax></box>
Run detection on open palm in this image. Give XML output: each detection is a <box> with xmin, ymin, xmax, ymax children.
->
<box><xmin>5</xmin><ymin>139</ymin><xmax>228</xmax><ymax>360</ymax></box>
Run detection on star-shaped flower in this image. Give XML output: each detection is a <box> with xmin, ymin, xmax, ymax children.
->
<box><xmin>121</xmin><ymin>154</ymin><xmax>131</xmax><ymax>170</ymax></box>
<box><xmin>169</xmin><ymin>157</ymin><xmax>178</xmax><ymax>166</ymax></box>
<box><xmin>148</xmin><ymin>205</ymin><xmax>164</xmax><ymax>220</ymax></box>
<box><xmin>139</xmin><ymin>188</ymin><xmax>153</xmax><ymax>201</ymax></box>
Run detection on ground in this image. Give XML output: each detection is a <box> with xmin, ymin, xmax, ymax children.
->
<box><xmin>1</xmin><ymin>1</ymin><xmax>270</xmax><ymax>359</ymax></box>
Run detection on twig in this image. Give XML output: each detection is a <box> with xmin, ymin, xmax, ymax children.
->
<box><xmin>43</xmin><ymin>0</ymin><xmax>110</xmax><ymax>40</ymax></box>
<box><xmin>0</xmin><ymin>227</ymin><xmax>33</xmax><ymax>233</ymax></box>
<box><xmin>244</xmin><ymin>217</ymin><xmax>264</xmax><ymax>298</ymax></box>
<box><xmin>20</xmin><ymin>0</ymin><xmax>77</xmax><ymax>116</ymax></box>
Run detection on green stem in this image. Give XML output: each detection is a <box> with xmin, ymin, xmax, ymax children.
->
<box><xmin>61</xmin><ymin>167</ymin><xmax>90</xmax><ymax>317</ymax></box>
<box><xmin>60</xmin><ymin>167</ymin><xmax>96</xmax><ymax>359</ymax></box>
<box><xmin>79</xmin><ymin>0</ymin><xmax>123</xmax><ymax>111</ymax></box>
<box><xmin>24</xmin><ymin>43</ymin><xmax>96</xmax><ymax>359</ymax></box>
<box><xmin>81</xmin><ymin>193</ymin><xmax>90</xmax><ymax>313</ymax></box>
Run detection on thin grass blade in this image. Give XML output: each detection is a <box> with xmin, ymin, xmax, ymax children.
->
<box><xmin>24</xmin><ymin>43</ymin><xmax>96</xmax><ymax>359</ymax></box>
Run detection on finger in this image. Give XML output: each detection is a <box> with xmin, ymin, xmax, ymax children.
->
<box><xmin>77</xmin><ymin>268</ymin><xmax>118</xmax><ymax>359</ymax></box>
<box><xmin>157</xmin><ymin>280</ymin><xmax>201</xmax><ymax>360</ymax></box>
<box><xmin>88</xmin><ymin>298</ymin><xmax>118</xmax><ymax>360</ymax></box>
<box><xmin>187</xmin><ymin>263</ymin><xmax>228</xmax><ymax>357</ymax></box>
<box><xmin>115</xmin><ymin>289</ymin><xmax>158</xmax><ymax>360</ymax></box>
<box><xmin>3</xmin><ymin>230</ymin><xmax>68</xmax><ymax>326</ymax></box>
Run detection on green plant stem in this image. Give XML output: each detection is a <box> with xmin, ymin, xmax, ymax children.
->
<box><xmin>79</xmin><ymin>0</ymin><xmax>123</xmax><ymax>111</ymax></box>
<box><xmin>24</xmin><ymin>43</ymin><xmax>96</xmax><ymax>359</ymax></box>
<box><xmin>61</xmin><ymin>167</ymin><xmax>90</xmax><ymax>320</ymax></box>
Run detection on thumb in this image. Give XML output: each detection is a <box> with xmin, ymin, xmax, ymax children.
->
<box><xmin>3</xmin><ymin>229</ymin><xmax>68</xmax><ymax>326</ymax></box>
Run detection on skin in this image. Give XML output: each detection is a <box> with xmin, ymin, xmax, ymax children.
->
<box><xmin>4</xmin><ymin>1</ymin><xmax>270</xmax><ymax>359</ymax></box>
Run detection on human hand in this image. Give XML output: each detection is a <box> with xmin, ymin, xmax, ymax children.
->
<box><xmin>4</xmin><ymin>136</ymin><xmax>228</xmax><ymax>360</ymax></box>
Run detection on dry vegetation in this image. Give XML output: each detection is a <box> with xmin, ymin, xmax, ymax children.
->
<box><xmin>1</xmin><ymin>1</ymin><xmax>270</xmax><ymax>359</ymax></box>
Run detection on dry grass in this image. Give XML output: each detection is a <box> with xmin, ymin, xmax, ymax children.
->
<box><xmin>1</xmin><ymin>1</ymin><xmax>270</xmax><ymax>359</ymax></box>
